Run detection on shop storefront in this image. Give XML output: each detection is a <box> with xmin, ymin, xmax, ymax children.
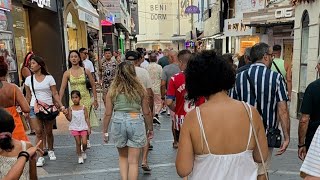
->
<box><xmin>290</xmin><ymin>0</ymin><xmax>320</xmax><ymax>118</ymax></box>
<box><xmin>64</xmin><ymin>0</ymin><xmax>100</xmax><ymax>53</ymax></box>
<box><xmin>11</xmin><ymin>0</ymin><xmax>66</xmax><ymax>89</ymax></box>
<box><xmin>243</xmin><ymin>4</ymin><xmax>294</xmax><ymax>65</ymax></box>
<box><xmin>224</xmin><ymin>17</ymin><xmax>259</xmax><ymax>55</ymax></box>
<box><xmin>0</xmin><ymin>1</ymin><xmax>19</xmax><ymax>84</ymax></box>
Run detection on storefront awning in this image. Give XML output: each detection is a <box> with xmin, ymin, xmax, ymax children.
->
<box><xmin>171</xmin><ymin>35</ymin><xmax>186</xmax><ymax>41</ymax></box>
<box><xmin>136</xmin><ymin>41</ymin><xmax>172</xmax><ymax>44</ymax></box>
<box><xmin>74</xmin><ymin>0</ymin><xmax>100</xmax><ymax>30</ymax></box>
<box><xmin>246</xmin><ymin>21</ymin><xmax>294</xmax><ymax>27</ymax></box>
<box><xmin>243</xmin><ymin>5</ymin><xmax>295</xmax><ymax>28</ymax></box>
<box><xmin>201</xmin><ymin>33</ymin><xmax>224</xmax><ymax>40</ymax></box>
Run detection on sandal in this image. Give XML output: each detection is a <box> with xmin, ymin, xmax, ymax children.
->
<box><xmin>141</xmin><ymin>164</ymin><xmax>151</xmax><ymax>174</ymax></box>
<box><xmin>173</xmin><ymin>142</ymin><xmax>178</xmax><ymax>149</ymax></box>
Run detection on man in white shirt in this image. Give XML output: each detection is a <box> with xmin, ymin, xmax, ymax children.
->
<box><xmin>79</xmin><ymin>48</ymin><xmax>96</xmax><ymax>81</ymax></box>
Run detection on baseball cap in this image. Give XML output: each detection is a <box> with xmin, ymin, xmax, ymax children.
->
<box><xmin>125</xmin><ymin>51</ymin><xmax>139</xmax><ymax>61</ymax></box>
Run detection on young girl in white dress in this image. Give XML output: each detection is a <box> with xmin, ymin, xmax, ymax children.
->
<box><xmin>65</xmin><ymin>90</ymin><xmax>91</xmax><ymax>164</ymax></box>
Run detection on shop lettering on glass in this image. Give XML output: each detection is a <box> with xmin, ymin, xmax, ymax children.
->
<box><xmin>275</xmin><ymin>8</ymin><xmax>293</xmax><ymax>19</ymax></box>
<box><xmin>31</xmin><ymin>0</ymin><xmax>51</xmax><ymax>8</ymax></box>
<box><xmin>150</xmin><ymin>4</ymin><xmax>167</xmax><ymax>20</ymax></box>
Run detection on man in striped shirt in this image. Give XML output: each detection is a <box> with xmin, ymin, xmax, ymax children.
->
<box><xmin>230</xmin><ymin>42</ymin><xmax>290</xmax><ymax>180</ymax></box>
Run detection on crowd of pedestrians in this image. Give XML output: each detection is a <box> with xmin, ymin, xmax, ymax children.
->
<box><xmin>0</xmin><ymin>43</ymin><xmax>320</xmax><ymax>180</ymax></box>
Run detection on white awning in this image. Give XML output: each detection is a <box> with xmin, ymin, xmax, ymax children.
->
<box><xmin>171</xmin><ymin>35</ymin><xmax>186</xmax><ymax>41</ymax></box>
<box><xmin>74</xmin><ymin>0</ymin><xmax>100</xmax><ymax>30</ymax></box>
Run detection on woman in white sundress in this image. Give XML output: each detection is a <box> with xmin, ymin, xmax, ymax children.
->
<box><xmin>175</xmin><ymin>50</ymin><xmax>269</xmax><ymax>180</ymax></box>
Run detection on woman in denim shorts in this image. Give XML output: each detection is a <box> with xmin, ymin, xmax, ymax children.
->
<box><xmin>103</xmin><ymin>60</ymin><xmax>153</xmax><ymax>180</ymax></box>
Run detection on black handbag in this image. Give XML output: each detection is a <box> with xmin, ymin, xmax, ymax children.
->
<box><xmin>245</xmin><ymin>71</ymin><xmax>282</xmax><ymax>148</ymax></box>
<box><xmin>267</xmin><ymin>127</ymin><xmax>282</xmax><ymax>148</ymax></box>
<box><xmin>31</xmin><ymin>75</ymin><xmax>59</xmax><ymax>121</ymax></box>
<box><xmin>84</xmin><ymin>68</ymin><xmax>92</xmax><ymax>90</ymax></box>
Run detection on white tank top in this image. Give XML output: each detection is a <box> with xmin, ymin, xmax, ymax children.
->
<box><xmin>188</xmin><ymin>104</ymin><xmax>258</xmax><ymax>180</ymax></box>
<box><xmin>69</xmin><ymin>106</ymin><xmax>89</xmax><ymax>131</ymax></box>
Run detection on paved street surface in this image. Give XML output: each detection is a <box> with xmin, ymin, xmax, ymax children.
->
<box><xmin>28</xmin><ymin>95</ymin><xmax>302</xmax><ymax>180</ymax></box>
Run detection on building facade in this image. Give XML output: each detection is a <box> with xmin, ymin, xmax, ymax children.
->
<box><xmin>101</xmin><ymin>0</ymin><xmax>132</xmax><ymax>53</ymax></box>
<box><xmin>290</xmin><ymin>0</ymin><xmax>320</xmax><ymax>118</ymax></box>
<box><xmin>136</xmin><ymin>0</ymin><xmax>193</xmax><ymax>51</ymax></box>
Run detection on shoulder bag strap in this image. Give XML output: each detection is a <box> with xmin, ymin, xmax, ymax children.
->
<box><xmin>245</xmin><ymin>71</ymin><xmax>262</xmax><ymax>115</ymax></box>
<box><xmin>31</xmin><ymin>75</ymin><xmax>38</xmax><ymax>101</ymax></box>
<box><xmin>242</xmin><ymin>102</ymin><xmax>269</xmax><ymax>180</ymax></box>
<box><xmin>272</xmin><ymin>61</ymin><xmax>284</xmax><ymax>78</ymax></box>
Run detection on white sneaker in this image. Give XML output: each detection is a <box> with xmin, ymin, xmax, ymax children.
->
<box><xmin>48</xmin><ymin>151</ymin><xmax>56</xmax><ymax>160</ymax></box>
<box><xmin>82</xmin><ymin>152</ymin><xmax>87</xmax><ymax>160</ymax></box>
<box><xmin>87</xmin><ymin>140</ymin><xmax>91</xmax><ymax>149</ymax></box>
<box><xmin>78</xmin><ymin>157</ymin><xmax>84</xmax><ymax>164</ymax></box>
<box><xmin>36</xmin><ymin>157</ymin><xmax>45</xmax><ymax>167</ymax></box>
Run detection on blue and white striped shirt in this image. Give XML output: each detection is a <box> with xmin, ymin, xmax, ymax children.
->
<box><xmin>230</xmin><ymin>63</ymin><xmax>288</xmax><ymax>129</ymax></box>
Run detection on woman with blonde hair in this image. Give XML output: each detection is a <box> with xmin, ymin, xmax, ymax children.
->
<box><xmin>103</xmin><ymin>61</ymin><xmax>153</xmax><ymax>180</ymax></box>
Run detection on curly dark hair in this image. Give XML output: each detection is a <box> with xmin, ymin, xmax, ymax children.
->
<box><xmin>185</xmin><ymin>50</ymin><xmax>236</xmax><ymax>103</ymax></box>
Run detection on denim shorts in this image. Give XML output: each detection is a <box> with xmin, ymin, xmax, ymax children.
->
<box><xmin>30</xmin><ymin>106</ymin><xmax>36</xmax><ymax>119</ymax></box>
<box><xmin>111</xmin><ymin>111</ymin><xmax>147</xmax><ymax>148</ymax></box>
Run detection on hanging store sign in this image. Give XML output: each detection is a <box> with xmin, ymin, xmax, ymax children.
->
<box><xmin>185</xmin><ymin>5</ymin><xmax>200</xmax><ymax>14</ymax></box>
<box><xmin>0</xmin><ymin>0</ymin><xmax>12</xmax><ymax>11</ymax></box>
<box><xmin>224</xmin><ymin>18</ymin><xmax>255</xmax><ymax>37</ymax></box>
<box><xmin>78</xmin><ymin>9</ymin><xmax>100</xmax><ymax>30</ymax></box>
<box><xmin>275</xmin><ymin>8</ymin><xmax>293</xmax><ymax>19</ymax></box>
<box><xmin>243</xmin><ymin>5</ymin><xmax>295</xmax><ymax>25</ymax></box>
<box><xmin>31</xmin><ymin>0</ymin><xmax>50</xmax><ymax>8</ymax></box>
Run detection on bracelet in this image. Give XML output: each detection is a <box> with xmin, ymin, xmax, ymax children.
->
<box><xmin>298</xmin><ymin>144</ymin><xmax>306</xmax><ymax>148</ymax></box>
<box><xmin>161</xmin><ymin>97</ymin><xmax>165</xmax><ymax>100</ymax></box>
<box><xmin>18</xmin><ymin>151</ymin><xmax>30</xmax><ymax>162</ymax></box>
<box><xmin>104</xmin><ymin>133</ymin><xmax>109</xmax><ymax>137</ymax></box>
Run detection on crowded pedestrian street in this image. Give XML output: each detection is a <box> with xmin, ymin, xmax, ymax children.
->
<box><xmin>2</xmin><ymin>0</ymin><xmax>320</xmax><ymax>179</ymax></box>
<box><xmin>21</xmin><ymin>93</ymin><xmax>299</xmax><ymax>180</ymax></box>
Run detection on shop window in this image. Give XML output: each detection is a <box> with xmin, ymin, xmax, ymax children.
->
<box><xmin>297</xmin><ymin>10</ymin><xmax>310</xmax><ymax>118</ymax></box>
<box><xmin>67</xmin><ymin>12</ymin><xmax>79</xmax><ymax>50</ymax></box>
<box><xmin>299</xmin><ymin>11</ymin><xmax>310</xmax><ymax>93</ymax></box>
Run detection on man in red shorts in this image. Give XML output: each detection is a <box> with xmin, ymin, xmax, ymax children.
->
<box><xmin>166</xmin><ymin>50</ymin><xmax>205</xmax><ymax>148</ymax></box>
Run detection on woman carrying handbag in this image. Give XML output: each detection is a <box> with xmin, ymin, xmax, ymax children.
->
<box><xmin>24</xmin><ymin>55</ymin><xmax>65</xmax><ymax>167</ymax></box>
